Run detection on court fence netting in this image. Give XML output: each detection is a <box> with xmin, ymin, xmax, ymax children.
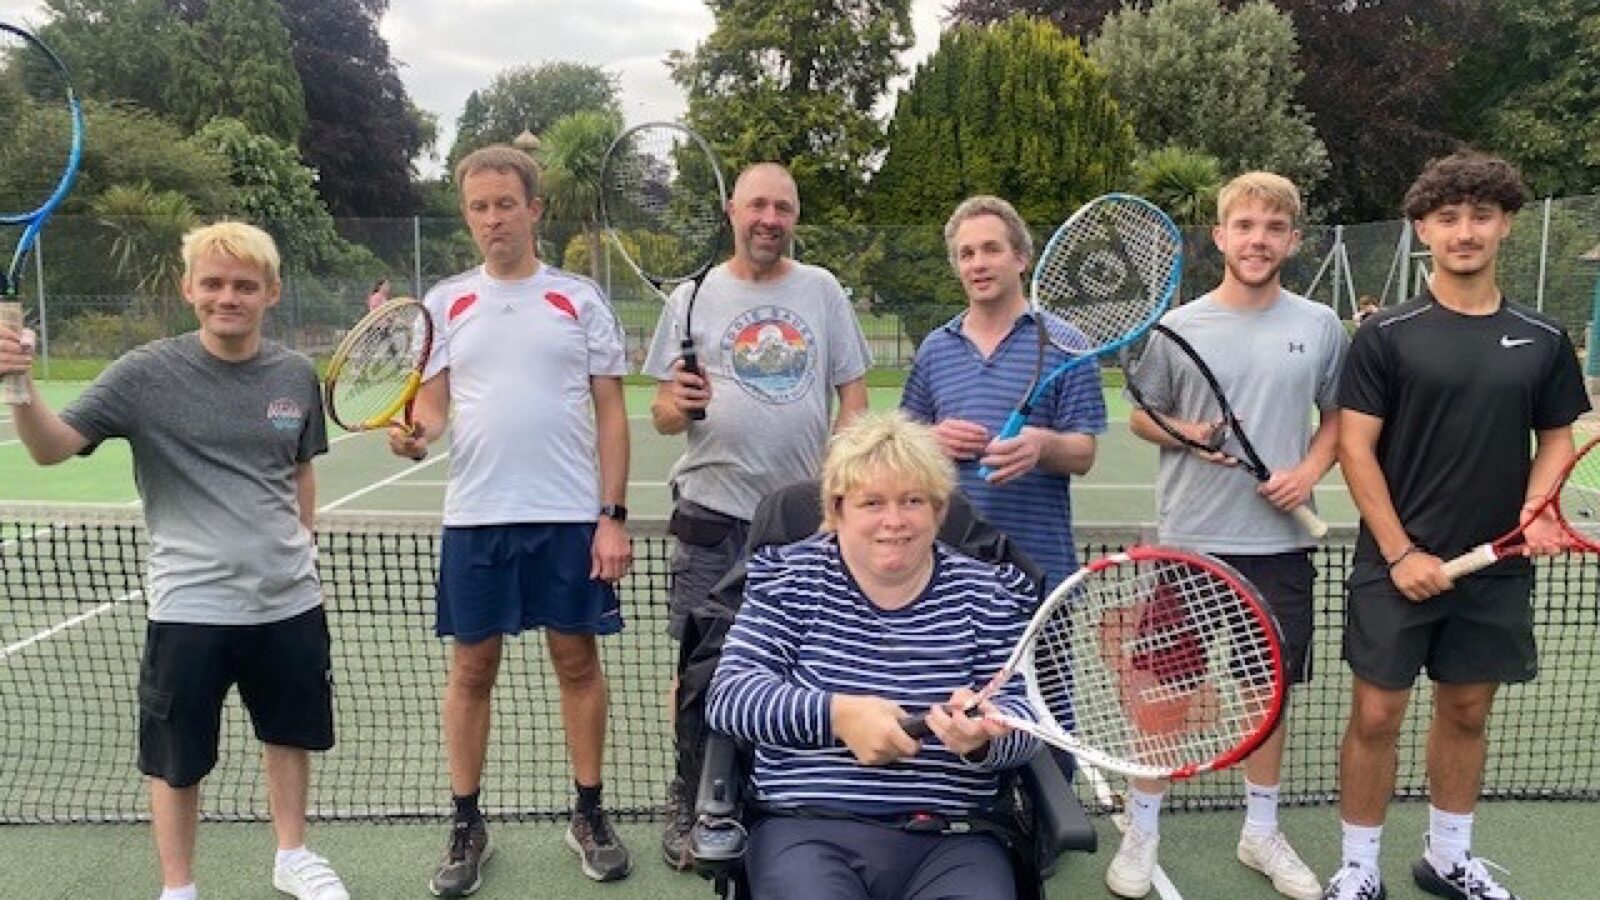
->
<box><xmin>2</xmin><ymin>504</ymin><xmax>1596</xmax><ymax>825</ymax></box>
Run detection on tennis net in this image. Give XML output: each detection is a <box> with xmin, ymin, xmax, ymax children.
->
<box><xmin>2</xmin><ymin>504</ymin><xmax>1595</xmax><ymax>824</ymax></box>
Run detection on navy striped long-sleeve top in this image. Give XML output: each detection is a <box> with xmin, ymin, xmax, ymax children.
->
<box><xmin>705</xmin><ymin>534</ymin><xmax>1041</xmax><ymax>817</ymax></box>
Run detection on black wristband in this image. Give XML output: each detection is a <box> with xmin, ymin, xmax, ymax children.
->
<box><xmin>1386</xmin><ymin>544</ymin><xmax>1417</xmax><ymax>569</ymax></box>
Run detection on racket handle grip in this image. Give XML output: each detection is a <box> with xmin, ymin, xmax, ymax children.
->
<box><xmin>1290</xmin><ymin>504</ymin><xmax>1328</xmax><ymax>539</ymax></box>
<box><xmin>0</xmin><ymin>302</ymin><xmax>31</xmax><ymax>406</ymax></box>
<box><xmin>1440</xmin><ymin>544</ymin><xmax>1500</xmax><ymax>581</ymax></box>
<box><xmin>680</xmin><ymin>338</ymin><xmax>705</xmax><ymax>422</ymax></box>
<box><xmin>975</xmin><ymin>411</ymin><xmax>1029</xmax><ymax>480</ymax></box>
<box><xmin>899</xmin><ymin>714</ymin><xmax>932</xmax><ymax>739</ymax></box>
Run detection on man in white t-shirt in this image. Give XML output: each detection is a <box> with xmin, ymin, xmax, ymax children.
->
<box><xmin>389</xmin><ymin>145</ymin><xmax>633</xmax><ymax>893</ymax></box>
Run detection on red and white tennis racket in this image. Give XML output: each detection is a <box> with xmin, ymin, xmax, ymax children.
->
<box><xmin>1441</xmin><ymin>435</ymin><xmax>1600</xmax><ymax>580</ymax></box>
<box><xmin>904</xmin><ymin>546</ymin><xmax>1284</xmax><ymax>781</ymax></box>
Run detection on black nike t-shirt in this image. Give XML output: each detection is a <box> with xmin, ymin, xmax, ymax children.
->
<box><xmin>1338</xmin><ymin>292</ymin><xmax>1590</xmax><ymax>576</ymax></box>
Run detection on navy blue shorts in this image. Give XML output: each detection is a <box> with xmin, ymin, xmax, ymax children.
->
<box><xmin>437</xmin><ymin>523</ymin><xmax>623</xmax><ymax>643</ymax></box>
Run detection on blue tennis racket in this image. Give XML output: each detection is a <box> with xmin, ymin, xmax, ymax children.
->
<box><xmin>1</xmin><ymin>22</ymin><xmax>85</xmax><ymax>405</ymax></box>
<box><xmin>979</xmin><ymin>194</ymin><xmax>1183</xmax><ymax>479</ymax></box>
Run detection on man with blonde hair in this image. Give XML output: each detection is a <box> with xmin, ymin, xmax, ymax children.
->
<box><xmin>0</xmin><ymin>222</ymin><xmax>347</xmax><ymax>900</ymax></box>
<box><xmin>389</xmin><ymin>143</ymin><xmax>633</xmax><ymax>893</ymax></box>
<box><xmin>1109</xmin><ymin>172</ymin><xmax>1346</xmax><ymax>899</ymax></box>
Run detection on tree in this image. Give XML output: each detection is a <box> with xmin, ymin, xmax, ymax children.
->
<box><xmin>448</xmin><ymin>63</ymin><xmax>620</xmax><ymax>165</ymax></box>
<box><xmin>1132</xmin><ymin>146</ymin><xmax>1224</xmax><ymax>230</ymax></box>
<box><xmin>93</xmin><ymin>183</ymin><xmax>200</xmax><ymax>303</ymax></box>
<box><xmin>536</xmin><ymin>110</ymin><xmax>622</xmax><ymax>284</ymax></box>
<box><xmin>669</xmin><ymin>0</ymin><xmax>915</xmax><ymax>213</ymax></box>
<box><xmin>277</xmin><ymin>0</ymin><xmax>425</xmax><ymax>216</ymax></box>
<box><xmin>867</xmin><ymin>17</ymin><xmax>1137</xmax><ymax>340</ymax></box>
<box><xmin>34</xmin><ymin>0</ymin><xmax>195</xmax><ymax>119</ymax></box>
<box><xmin>1273</xmin><ymin>0</ymin><xmax>1487</xmax><ymax>221</ymax></box>
<box><xmin>1455</xmin><ymin>0</ymin><xmax>1600</xmax><ymax>197</ymax></box>
<box><xmin>947</xmin><ymin>0</ymin><xmax>1126</xmax><ymax>40</ymax></box>
<box><xmin>168</xmin><ymin>0</ymin><xmax>306</xmax><ymax>142</ymax></box>
<box><xmin>1089</xmin><ymin>0</ymin><xmax>1328</xmax><ymax>194</ymax></box>
<box><xmin>188</xmin><ymin>117</ymin><xmax>373</xmax><ymax>276</ymax></box>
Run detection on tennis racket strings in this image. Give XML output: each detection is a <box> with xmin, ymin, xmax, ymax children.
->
<box><xmin>1029</xmin><ymin>554</ymin><xmax>1280</xmax><ymax>775</ymax></box>
<box><xmin>326</xmin><ymin>299</ymin><xmax>429</xmax><ymax>431</ymax></box>
<box><xmin>1033</xmin><ymin>197</ymin><xmax>1184</xmax><ymax>351</ymax></box>
<box><xmin>599</xmin><ymin>124</ymin><xmax>724</xmax><ymax>284</ymax></box>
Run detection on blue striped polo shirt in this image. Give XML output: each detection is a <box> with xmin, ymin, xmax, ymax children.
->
<box><xmin>901</xmin><ymin>311</ymin><xmax>1107</xmax><ymax>591</ymax></box>
<box><xmin>706</xmin><ymin>535</ymin><xmax>1040</xmax><ymax>817</ymax></box>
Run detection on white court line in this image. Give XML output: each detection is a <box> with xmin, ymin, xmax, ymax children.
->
<box><xmin>0</xmin><ymin>595</ymin><xmax>136</xmax><ymax>661</ymax></box>
<box><xmin>318</xmin><ymin>451</ymin><xmax>451</xmax><ymax>513</ymax></box>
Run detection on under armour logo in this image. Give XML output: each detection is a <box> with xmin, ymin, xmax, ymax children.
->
<box><xmin>1288</xmin><ymin>342</ymin><xmax>1305</xmax><ymax>353</ymax></box>
<box><xmin>1500</xmin><ymin>335</ymin><xmax>1533</xmax><ymax>348</ymax></box>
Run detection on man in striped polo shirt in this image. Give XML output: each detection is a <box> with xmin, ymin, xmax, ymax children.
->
<box><xmin>901</xmin><ymin>194</ymin><xmax>1106</xmax><ymax>596</ymax></box>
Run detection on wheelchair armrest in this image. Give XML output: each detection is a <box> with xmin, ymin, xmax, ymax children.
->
<box><xmin>690</xmin><ymin>730</ymin><xmax>750</xmax><ymax>874</ymax></box>
<box><xmin>1021</xmin><ymin>751</ymin><xmax>1098</xmax><ymax>855</ymax></box>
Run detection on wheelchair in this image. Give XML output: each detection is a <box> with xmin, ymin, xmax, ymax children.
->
<box><xmin>670</xmin><ymin>479</ymin><xmax>1098</xmax><ymax>899</ymax></box>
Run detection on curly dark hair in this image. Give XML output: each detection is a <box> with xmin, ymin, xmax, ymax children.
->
<box><xmin>1402</xmin><ymin>151</ymin><xmax>1528</xmax><ymax>220</ymax></box>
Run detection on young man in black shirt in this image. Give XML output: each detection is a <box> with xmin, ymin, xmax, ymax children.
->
<box><xmin>1324</xmin><ymin>152</ymin><xmax>1589</xmax><ymax>900</ymax></box>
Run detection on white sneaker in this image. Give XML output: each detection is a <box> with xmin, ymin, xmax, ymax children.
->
<box><xmin>273</xmin><ymin>852</ymin><xmax>351</xmax><ymax>900</ymax></box>
<box><xmin>1105</xmin><ymin>826</ymin><xmax>1159</xmax><ymax>898</ymax></box>
<box><xmin>1323</xmin><ymin>862</ymin><xmax>1386</xmax><ymax>900</ymax></box>
<box><xmin>1239</xmin><ymin>830</ymin><xmax>1322</xmax><ymax>900</ymax></box>
<box><xmin>1413</xmin><ymin>850</ymin><xmax>1521</xmax><ymax>900</ymax></box>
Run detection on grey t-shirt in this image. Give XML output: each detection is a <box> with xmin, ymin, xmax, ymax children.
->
<box><xmin>1134</xmin><ymin>291</ymin><xmax>1347</xmax><ymax>553</ymax></box>
<box><xmin>62</xmin><ymin>333</ymin><xmax>328</xmax><ymax>624</ymax></box>
<box><xmin>642</xmin><ymin>261</ymin><xmax>871</xmax><ymax>520</ymax></box>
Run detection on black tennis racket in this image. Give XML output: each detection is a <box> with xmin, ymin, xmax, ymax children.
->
<box><xmin>978</xmin><ymin>194</ymin><xmax>1183</xmax><ymax>479</ymax></box>
<box><xmin>903</xmin><ymin>546</ymin><xmax>1285</xmax><ymax>781</ymax></box>
<box><xmin>1</xmin><ymin>23</ymin><xmax>84</xmax><ymax>405</ymax></box>
<box><xmin>599</xmin><ymin>121</ymin><xmax>726</xmax><ymax>421</ymax></box>
<box><xmin>1123</xmin><ymin>323</ymin><xmax>1329</xmax><ymax>538</ymax></box>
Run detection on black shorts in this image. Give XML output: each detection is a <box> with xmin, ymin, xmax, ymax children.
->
<box><xmin>1216</xmin><ymin>551</ymin><xmax>1315</xmax><ymax>684</ymax></box>
<box><xmin>138</xmin><ymin>606</ymin><xmax>335</xmax><ymax>788</ymax></box>
<box><xmin>1342</xmin><ymin>570</ymin><xmax>1537</xmax><ymax>690</ymax></box>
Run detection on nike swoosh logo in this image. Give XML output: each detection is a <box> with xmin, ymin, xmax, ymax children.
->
<box><xmin>1500</xmin><ymin>336</ymin><xmax>1534</xmax><ymax>348</ymax></box>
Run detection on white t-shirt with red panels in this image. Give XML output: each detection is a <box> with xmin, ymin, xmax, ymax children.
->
<box><xmin>422</xmin><ymin>264</ymin><xmax>627</xmax><ymax>527</ymax></box>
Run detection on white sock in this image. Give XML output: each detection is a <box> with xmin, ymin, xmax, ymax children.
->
<box><xmin>1341</xmin><ymin>821</ymin><xmax>1383</xmax><ymax>870</ymax></box>
<box><xmin>276</xmin><ymin>846</ymin><xmax>311</xmax><ymax>869</ymax></box>
<box><xmin>159</xmin><ymin>885</ymin><xmax>197</xmax><ymax>900</ymax></box>
<box><xmin>1427</xmin><ymin>807</ymin><xmax>1474</xmax><ymax>869</ymax></box>
<box><xmin>1242</xmin><ymin>779</ymin><xmax>1280</xmax><ymax>837</ymax></box>
<box><xmin>1127</xmin><ymin>786</ymin><xmax>1164</xmax><ymax>836</ymax></box>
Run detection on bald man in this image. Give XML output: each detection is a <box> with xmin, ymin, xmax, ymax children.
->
<box><xmin>643</xmin><ymin>162</ymin><xmax>871</xmax><ymax>870</ymax></box>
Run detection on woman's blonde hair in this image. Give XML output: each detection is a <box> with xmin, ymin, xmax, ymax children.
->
<box><xmin>181</xmin><ymin>221</ymin><xmax>282</xmax><ymax>287</ymax></box>
<box><xmin>821</xmin><ymin>411</ymin><xmax>954</xmax><ymax>531</ymax></box>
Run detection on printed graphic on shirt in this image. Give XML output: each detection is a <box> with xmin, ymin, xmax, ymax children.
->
<box><xmin>266</xmin><ymin>397</ymin><xmax>305</xmax><ymax>432</ymax></box>
<box><xmin>722</xmin><ymin>305</ymin><xmax>817</xmax><ymax>404</ymax></box>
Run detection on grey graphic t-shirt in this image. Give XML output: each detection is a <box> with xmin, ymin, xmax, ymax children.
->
<box><xmin>62</xmin><ymin>333</ymin><xmax>328</xmax><ymax>624</ymax></box>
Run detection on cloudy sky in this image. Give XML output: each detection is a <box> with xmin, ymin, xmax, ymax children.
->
<box><xmin>1</xmin><ymin>0</ymin><xmax>947</xmax><ymax>175</ymax></box>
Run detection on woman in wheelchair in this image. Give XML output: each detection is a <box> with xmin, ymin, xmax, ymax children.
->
<box><xmin>706</xmin><ymin>412</ymin><xmax>1042</xmax><ymax>900</ymax></box>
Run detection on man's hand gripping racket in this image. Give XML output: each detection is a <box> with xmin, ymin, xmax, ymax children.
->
<box><xmin>1123</xmin><ymin>324</ymin><xmax>1328</xmax><ymax>538</ymax></box>
<box><xmin>1440</xmin><ymin>434</ymin><xmax>1600</xmax><ymax>580</ymax></box>
<box><xmin>902</xmin><ymin>547</ymin><xmax>1285</xmax><ymax>781</ymax></box>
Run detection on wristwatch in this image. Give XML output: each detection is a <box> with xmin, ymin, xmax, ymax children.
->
<box><xmin>599</xmin><ymin>504</ymin><xmax>628</xmax><ymax>523</ymax></box>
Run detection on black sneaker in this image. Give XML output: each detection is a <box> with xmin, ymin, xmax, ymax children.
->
<box><xmin>660</xmin><ymin>776</ymin><xmax>695</xmax><ymax>872</ymax></box>
<box><xmin>1412</xmin><ymin>853</ymin><xmax>1521</xmax><ymax>900</ymax></box>
<box><xmin>430</xmin><ymin>819</ymin><xmax>492</xmax><ymax>897</ymax></box>
<box><xmin>567</xmin><ymin>807</ymin><xmax>633</xmax><ymax>882</ymax></box>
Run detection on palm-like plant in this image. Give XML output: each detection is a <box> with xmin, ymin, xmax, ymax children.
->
<box><xmin>1132</xmin><ymin>145</ymin><xmax>1224</xmax><ymax>230</ymax></box>
<box><xmin>537</xmin><ymin>109</ymin><xmax>622</xmax><ymax>283</ymax></box>
<box><xmin>93</xmin><ymin>182</ymin><xmax>200</xmax><ymax>317</ymax></box>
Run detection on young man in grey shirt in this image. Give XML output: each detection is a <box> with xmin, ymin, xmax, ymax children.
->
<box><xmin>1109</xmin><ymin>173</ymin><xmax>1347</xmax><ymax>900</ymax></box>
<box><xmin>642</xmin><ymin>162</ymin><xmax>871</xmax><ymax>868</ymax></box>
<box><xmin>0</xmin><ymin>223</ymin><xmax>346</xmax><ymax>900</ymax></box>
